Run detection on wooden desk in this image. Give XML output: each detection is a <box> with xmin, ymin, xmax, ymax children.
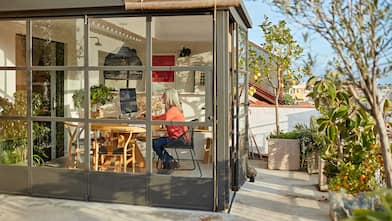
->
<box><xmin>64</xmin><ymin>122</ymin><xmax>146</xmax><ymax>172</ymax></box>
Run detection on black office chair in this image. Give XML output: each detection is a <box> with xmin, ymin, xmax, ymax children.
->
<box><xmin>164</xmin><ymin>126</ymin><xmax>202</xmax><ymax>177</ymax></box>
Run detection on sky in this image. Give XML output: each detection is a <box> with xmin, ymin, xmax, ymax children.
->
<box><xmin>243</xmin><ymin>0</ymin><xmax>334</xmax><ymax>77</ymax></box>
<box><xmin>242</xmin><ymin>1</ymin><xmax>391</xmax><ymax>84</ymax></box>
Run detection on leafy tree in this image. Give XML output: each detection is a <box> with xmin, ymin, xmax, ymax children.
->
<box><xmin>249</xmin><ymin>17</ymin><xmax>305</xmax><ymax>136</ymax></box>
<box><xmin>309</xmin><ymin>72</ymin><xmax>383</xmax><ymax>194</ymax></box>
<box><xmin>274</xmin><ymin>0</ymin><xmax>392</xmax><ymax>187</ymax></box>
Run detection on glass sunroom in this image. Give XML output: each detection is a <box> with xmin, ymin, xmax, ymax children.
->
<box><xmin>0</xmin><ymin>0</ymin><xmax>251</xmax><ymax>211</ymax></box>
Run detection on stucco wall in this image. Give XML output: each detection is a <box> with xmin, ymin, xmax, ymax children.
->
<box><xmin>248</xmin><ymin>106</ymin><xmax>319</xmax><ymax>154</ymax></box>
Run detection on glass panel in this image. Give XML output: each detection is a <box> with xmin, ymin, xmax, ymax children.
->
<box><xmin>32</xmin><ymin>71</ymin><xmax>84</xmax><ymax>118</ymax></box>
<box><xmin>152</xmin><ymin>124</ymin><xmax>212</xmax><ymax>178</ymax></box>
<box><xmin>89</xmin><ymin>122</ymin><xmax>146</xmax><ymax>174</ymax></box>
<box><xmin>232</xmin><ymin>25</ymin><xmax>237</xmax><ymax>71</ymax></box>
<box><xmin>152</xmin><ymin>70</ymin><xmax>210</xmax><ymax>94</ymax></box>
<box><xmin>151</xmin><ymin>74</ymin><xmax>207</xmax><ymax>122</ymax></box>
<box><xmin>238</xmin><ymin>28</ymin><xmax>248</xmax><ymax>157</ymax></box>
<box><xmin>0</xmin><ymin>20</ymin><xmax>26</xmax><ymax>67</ymax></box>
<box><xmin>89</xmin><ymin>17</ymin><xmax>146</xmax><ymax>67</ymax></box>
<box><xmin>0</xmin><ymin>120</ymin><xmax>27</xmax><ymax>166</ymax></box>
<box><xmin>238</xmin><ymin>29</ymin><xmax>247</xmax><ymax>71</ymax></box>
<box><xmin>0</xmin><ymin>70</ymin><xmax>27</xmax><ymax>117</ymax></box>
<box><xmin>152</xmin><ymin>15</ymin><xmax>213</xmax><ymax>66</ymax></box>
<box><xmin>89</xmin><ymin>71</ymin><xmax>145</xmax><ymax>120</ymax></box>
<box><xmin>32</xmin><ymin>121</ymin><xmax>52</xmax><ymax>167</ymax></box>
<box><xmin>33</xmin><ymin>121</ymin><xmax>72</xmax><ymax>169</ymax></box>
<box><xmin>238</xmin><ymin>71</ymin><xmax>248</xmax><ymax>154</ymax></box>
<box><xmin>32</xmin><ymin>18</ymin><xmax>84</xmax><ymax>66</ymax></box>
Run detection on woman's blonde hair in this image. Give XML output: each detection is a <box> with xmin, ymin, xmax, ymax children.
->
<box><xmin>163</xmin><ymin>88</ymin><xmax>183</xmax><ymax>112</ymax></box>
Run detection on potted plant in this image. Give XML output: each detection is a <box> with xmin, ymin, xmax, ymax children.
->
<box><xmin>90</xmin><ymin>84</ymin><xmax>114</xmax><ymax>108</ymax></box>
<box><xmin>308</xmin><ymin>73</ymin><xmax>384</xmax><ymax>220</ymax></box>
<box><xmin>72</xmin><ymin>85</ymin><xmax>114</xmax><ymax>112</ymax></box>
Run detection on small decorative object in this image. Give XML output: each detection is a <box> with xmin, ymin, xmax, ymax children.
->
<box><xmin>179</xmin><ymin>47</ymin><xmax>191</xmax><ymax>57</ymax></box>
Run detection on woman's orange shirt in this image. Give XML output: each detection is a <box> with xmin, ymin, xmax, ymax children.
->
<box><xmin>153</xmin><ymin>106</ymin><xmax>189</xmax><ymax>142</ymax></box>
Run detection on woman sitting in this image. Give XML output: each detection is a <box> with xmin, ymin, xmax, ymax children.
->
<box><xmin>152</xmin><ymin>88</ymin><xmax>189</xmax><ymax>170</ymax></box>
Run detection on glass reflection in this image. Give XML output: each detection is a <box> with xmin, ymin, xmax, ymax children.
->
<box><xmin>89</xmin><ymin>17</ymin><xmax>146</xmax><ymax>66</ymax></box>
<box><xmin>32</xmin><ymin>18</ymin><xmax>84</xmax><ymax>66</ymax></box>
<box><xmin>0</xmin><ymin>20</ymin><xmax>26</xmax><ymax>67</ymax></box>
<box><xmin>152</xmin><ymin>15</ymin><xmax>213</xmax><ymax>66</ymax></box>
<box><xmin>0</xmin><ymin>71</ymin><xmax>27</xmax><ymax>117</ymax></box>
<box><xmin>32</xmin><ymin>71</ymin><xmax>84</xmax><ymax>118</ymax></box>
<box><xmin>0</xmin><ymin>120</ymin><xmax>27</xmax><ymax>165</ymax></box>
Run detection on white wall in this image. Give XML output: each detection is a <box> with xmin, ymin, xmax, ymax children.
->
<box><xmin>248</xmin><ymin>106</ymin><xmax>319</xmax><ymax>154</ymax></box>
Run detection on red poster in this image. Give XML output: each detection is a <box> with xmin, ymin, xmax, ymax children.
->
<box><xmin>152</xmin><ymin>55</ymin><xmax>175</xmax><ymax>82</ymax></box>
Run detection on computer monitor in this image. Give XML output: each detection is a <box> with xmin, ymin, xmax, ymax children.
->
<box><xmin>119</xmin><ymin>88</ymin><xmax>138</xmax><ymax>114</ymax></box>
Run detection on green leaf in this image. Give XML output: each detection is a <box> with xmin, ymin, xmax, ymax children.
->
<box><xmin>384</xmin><ymin>99</ymin><xmax>392</xmax><ymax>114</ymax></box>
<box><xmin>335</xmin><ymin>106</ymin><xmax>349</xmax><ymax>118</ymax></box>
<box><xmin>306</xmin><ymin>76</ymin><xmax>317</xmax><ymax>87</ymax></box>
<box><xmin>327</xmin><ymin>83</ymin><xmax>337</xmax><ymax>100</ymax></box>
<box><xmin>327</xmin><ymin>125</ymin><xmax>337</xmax><ymax>141</ymax></box>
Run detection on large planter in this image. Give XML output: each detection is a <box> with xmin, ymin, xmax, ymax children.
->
<box><xmin>268</xmin><ymin>138</ymin><xmax>300</xmax><ymax>170</ymax></box>
<box><xmin>319</xmin><ymin>158</ymin><xmax>328</xmax><ymax>191</ymax></box>
<box><xmin>305</xmin><ymin>149</ymin><xmax>320</xmax><ymax>174</ymax></box>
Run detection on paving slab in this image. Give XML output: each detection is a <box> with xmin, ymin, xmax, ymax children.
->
<box><xmin>229</xmin><ymin>159</ymin><xmax>330</xmax><ymax>221</ymax></box>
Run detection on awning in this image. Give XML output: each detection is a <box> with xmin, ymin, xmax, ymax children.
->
<box><xmin>125</xmin><ymin>0</ymin><xmax>241</xmax><ymax>10</ymax></box>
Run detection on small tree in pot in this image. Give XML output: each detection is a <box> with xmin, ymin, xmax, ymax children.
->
<box><xmin>72</xmin><ymin>85</ymin><xmax>114</xmax><ymax>111</ymax></box>
<box><xmin>308</xmin><ymin>72</ymin><xmax>385</xmax><ymax>220</ymax></box>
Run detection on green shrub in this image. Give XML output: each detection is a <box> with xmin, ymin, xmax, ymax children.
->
<box><xmin>269</xmin><ymin>124</ymin><xmax>313</xmax><ymax>140</ymax></box>
<box><xmin>308</xmin><ymin>73</ymin><xmax>384</xmax><ymax>194</ymax></box>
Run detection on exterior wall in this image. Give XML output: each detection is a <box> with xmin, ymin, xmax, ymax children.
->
<box><xmin>248</xmin><ymin>105</ymin><xmax>319</xmax><ymax>154</ymax></box>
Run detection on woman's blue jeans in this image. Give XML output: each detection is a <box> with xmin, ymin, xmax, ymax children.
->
<box><xmin>153</xmin><ymin>136</ymin><xmax>184</xmax><ymax>168</ymax></box>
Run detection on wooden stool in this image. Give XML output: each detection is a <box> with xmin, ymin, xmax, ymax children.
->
<box><xmin>203</xmin><ymin>138</ymin><xmax>212</xmax><ymax>164</ymax></box>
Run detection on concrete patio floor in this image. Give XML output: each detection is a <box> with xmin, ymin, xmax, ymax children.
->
<box><xmin>229</xmin><ymin>159</ymin><xmax>330</xmax><ymax>221</ymax></box>
<box><xmin>0</xmin><ymin>159</ymin><xmax>329</xmax><ymax>221</ymax></box>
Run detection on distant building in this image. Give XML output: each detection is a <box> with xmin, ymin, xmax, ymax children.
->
<box><xmin>248</xmin><ymin>41</ymin><xmax>282</xmax><ymax>105</ymax></box>
<box><xmin>288</xmin><ymin>82</ymin><xmax>312</xmax><ymax>103</ymax></box>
